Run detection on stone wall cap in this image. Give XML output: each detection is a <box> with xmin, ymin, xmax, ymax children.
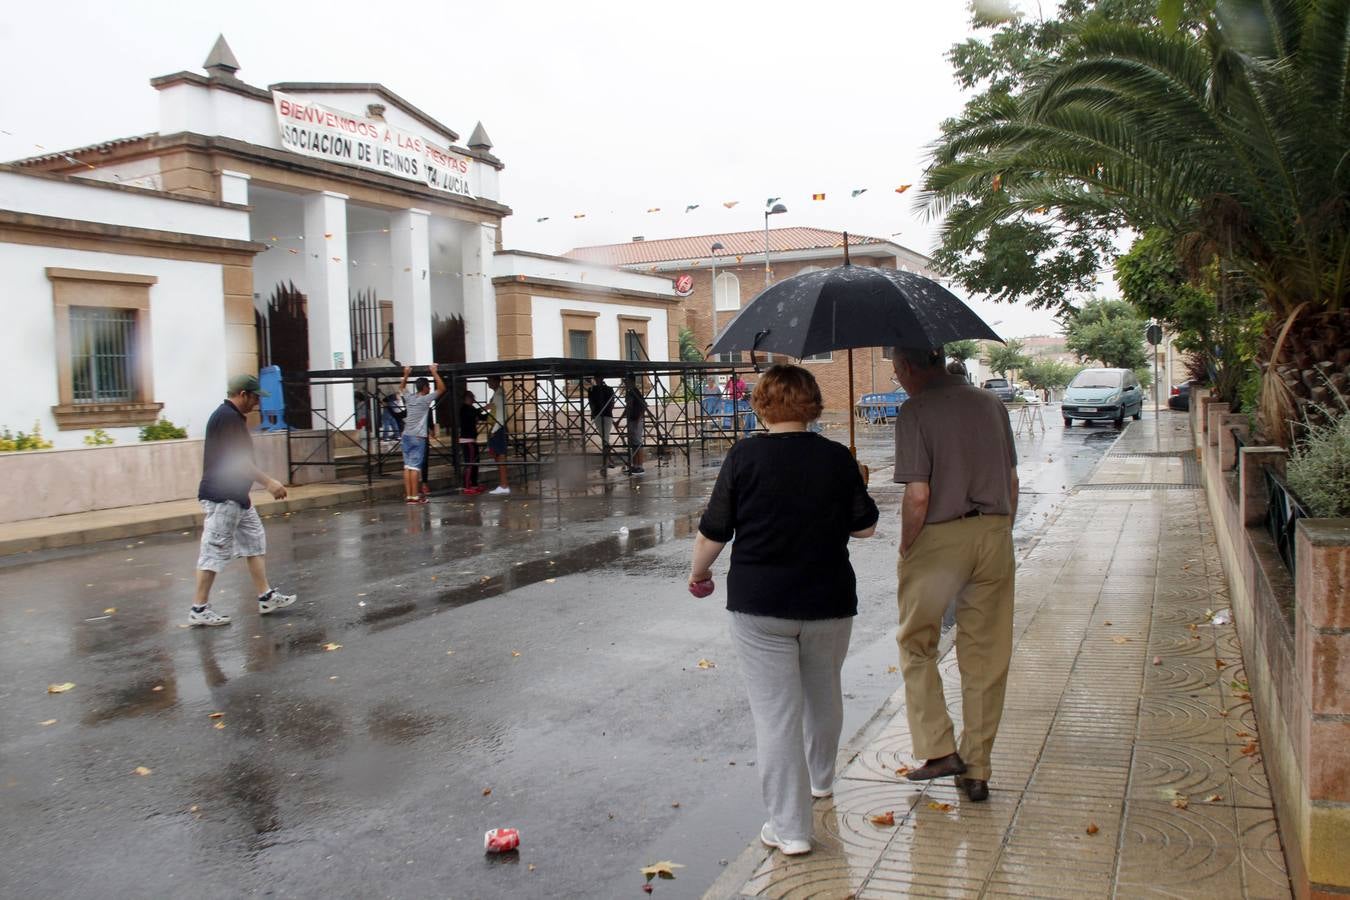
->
<box><xmin>1297</xmin><ymin>519</ymin><xmax>1350</xmax><ymax>543</ymax></box>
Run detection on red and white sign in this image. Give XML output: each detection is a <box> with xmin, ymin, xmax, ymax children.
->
<box><xmin>674</xmin><ymin>274</ymin><xmax>694</xmax><ymax>296</ymax></box>
<box><xmin>273</xmin><ymin>91</ymin><xmax>473</xmax><ymax>198</ymax></box>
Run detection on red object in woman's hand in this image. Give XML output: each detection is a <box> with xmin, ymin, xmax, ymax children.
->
<box><xmin>688</xmin><ymin>578</ymin><xmax>715</xmax><ymax>598</ymax></box>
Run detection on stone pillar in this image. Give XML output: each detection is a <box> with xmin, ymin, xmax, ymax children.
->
<box><xmin>390</xmin><ymin>208</ymin><xmax>432</xmax><ymax>365</ymax></box>
<box><xmin>1294</xmin><ymin>518</ymin><xmax>1350</xmax><ymax>893</ymax></box>
<box><xmin>1191</xmin><ymin>386</ymin><xmax>1211</xmax><ymax>458</ymax></box>
<box><xmin>1239</xmin><ymin>447</ymin><xmax>1287</xmax><ymax>526</ymax></box>
<box><xmin>303</xmin><ymin>190</ymin><xmax>354</xmax><ymax>425</ymax></box>
<box><xmin>1218</xmin><ymin>412</ymin><xmax>1249</xmax><ymax>472</ymax></box>
<box><xmin>461</xmin><ymin>221</ymin><xmax>498</xmax><ymax>363</ymax></box>
<box><xmin>1206</xmin><ymin>401</ymin><xmax>1230</xmax><ymax>447</ymax></box>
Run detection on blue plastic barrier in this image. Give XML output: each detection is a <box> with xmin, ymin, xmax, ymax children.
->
<box><xmin>258</xmin><ymin>365</ymin><xmax>288</xmax><ymax>431</ymax></box>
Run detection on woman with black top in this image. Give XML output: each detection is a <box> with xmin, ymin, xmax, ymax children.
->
<box><xmin>690</xmin><ymin>364</ymin><xmax>879</xmax><ymax>856</ymax></box>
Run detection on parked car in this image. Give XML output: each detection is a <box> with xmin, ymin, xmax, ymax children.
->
<box><xmin>982</xmin><ymin>377</ymin><xmax>1018</xmax><ymax>402</ymax></box>
<box><xmin>1061</xmin><ymin>368</ymin><xmax>1145</xmax><ymax>428</ymax></box>
<box><xmin>1168</xmin><ymin>381</ymin><xmax>1193</xmax><ymax>411</ymax></box>
<box><xmin>1017</xmin><ymin>388</ymin><xmax>1041</xmax><ymax>404</ymax></box>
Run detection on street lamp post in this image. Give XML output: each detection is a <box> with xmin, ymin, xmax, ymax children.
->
<box><xmin>764</xmin><ymin>203</ymin><xmax>787</xmax><ymax>288</ymax></box>
<box><xmin>709</xmin><ymin>241</ymin><xmax>725</xmax><ymax>352</ymax></box>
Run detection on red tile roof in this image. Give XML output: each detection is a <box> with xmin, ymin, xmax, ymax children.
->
<box><xmin>564</xmin><ymin>227</ymin><xmax>892</xmax><ymax>267</ymax></box>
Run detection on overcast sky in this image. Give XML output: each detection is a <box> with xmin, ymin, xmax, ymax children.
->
<box><xmin>0</xmin><ymin>0</ymin><xmax>1066</xmax><ymax>336</ymax></box>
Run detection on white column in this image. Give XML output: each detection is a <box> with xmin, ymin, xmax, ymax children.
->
<box><xmin>303</xmin><ymin>190</ymin><xmax>354</xmax><ymax>426</ymax></box>
<box><xmin>390</xmin><ymin>208</ymin><xmax>433</xmax><ymax>365</ymax></box>
<box><xmin>461</xmin><ymin>221</ymin><xmax>498</xmax><ymax>362</ymax></box>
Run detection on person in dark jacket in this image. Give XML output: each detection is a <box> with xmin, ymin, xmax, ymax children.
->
<box><xmin>458</xmin><ymin>389</ymin><xmax>487</xmax><ymax>494</ymax></box>
<box><xmin>586</xmin><ymin>376</ymin><xmax>617</xmax><ymax>472</ymax></box>
<box><xmin>189</xmin><ymin>374</ymin><xmax>295</xmax><ymax>627</ymax></box>
<box><xmin>689</xmin><ymin>364</ymin><xmax>878</xmax><ymax>855</ymax></box>
<box><xmin>622</xmin><ymin>374</ymin><xmax>648</xmax><ymax>475</ymax></box>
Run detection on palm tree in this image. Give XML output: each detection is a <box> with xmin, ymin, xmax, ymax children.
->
<box><xmin>921</xmin><ymin>0</ymin><xmax>1349</xmax><ymax>438</ymax></box>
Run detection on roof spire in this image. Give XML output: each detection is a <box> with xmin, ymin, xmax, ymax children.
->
<box><xmin>467</xmin><ymin>122</ymin><xmax>493</xmax><ymax>151</ymax></box>
<box><xmin>204</xmin><ymin>35</ymin><xmax>240</xmax><ymax>79</ymax></box>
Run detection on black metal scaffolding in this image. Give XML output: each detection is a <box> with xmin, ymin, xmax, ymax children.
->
<box><xmin>281</xmin><ymin>358</ymin><xmax>762</xmax><ymax>493</ymax></box>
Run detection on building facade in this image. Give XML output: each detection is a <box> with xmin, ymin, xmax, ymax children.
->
<box><xmin>566</xmin><ymin>227</ymin><xmax>940</xmax><ymax>416</ymax></box>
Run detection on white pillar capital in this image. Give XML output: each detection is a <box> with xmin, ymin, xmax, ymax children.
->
<box><xmin>218</xmin><ymin>170</ymin><xmax>251</xmax><ymax>206</ymax></box>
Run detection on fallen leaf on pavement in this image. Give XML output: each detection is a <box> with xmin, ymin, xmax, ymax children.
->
<box><xmin>927</xmin><ymin>801</ymin><xmax>954</xmax><ymax>812</ymax></box>
<box><xmin>511</xmin><ymin>650</ymin><xmax>522</xmax><ymax>657</ymax></box>
<box><xmin>1112</xmin><ymin>636</ymin><xmax>1130</xmax><ymax>644</ymax></box>
<box><xmin>482</xmin><ymin>787</ymin><xmax>492</xmax><ymax>796</ymax></box>
<box><xmin>545</xmin><ymin>578</ymin><xmax>556</xmax><ymax>584</ymax></box>
<box><xmin>133</xmin><ymin>766</ymin><xmax>152</xmax><ymax>776</ymax></box>
<box><xmin>1086</xmin><ymin>822</ymin><xmax>1099</xmax><ymax>835</ymax></box>
<box><xmin>1188</xmin><ymin>623</ymin><xmax>1198</xmax><ymax>632</ymax></box>
<box><xmin>1215</xmin><ymin>659</ymin><xmax>1228</xmax><ymax>670</ymax></box>
<box><xmin>1205</xmin><ymin>794</ymin><xmax>1223</xmax><ymax>803</ymax></box>
<box><xmin>479</xmin><ymin>576</ymin><xmax>491</xmax><ymax>584</ymax></box>
<box><xmin>895</xmin><ymin>765</ymin><xmax>912</xmax><ymax>777</ymax></box>
<box><xmin>47</xmin><ymin>683</ymin><xmax>75</xmax><ymax>694</ymax></box>
<box><xmin>696</xmin><ymin>659</ymin><xmax>716</xmax><ymax>669</ymax></box>
<box><xmin>213</xmin><ymin>722</ymin><xmax>226</xmax><ymax>730</ymax></box>
<box><xmin>1235</xmin><ymin>731</ymin><xmax>1251</xmax><ymax>738</ymax></box>
<box><xmin>39</xmin><ymin>719</ymin><xmax>57</xmax><ymax>726</ymax></box>
<box><xmin>446</xmin><ymin>650</ymin><xmax>455</xmax><ymax>656</ymax></box>
<box><xmin>1172</xmin><ymin>795</ymin><xmax>1190</xmax><ymax>809</ymax></box>
<box><xmin>322</xmin><ymin>643</ymin><xmax>342</xmax><ymax>651</ymax></box>
<box><xmin>640</xmin><ymin>860</ymin><xmax>685</xmax><ymax>881</ymax></box>
<box><xmin>868</xmin><ymin>811</ymin><xmax>896</xmax><ymax>826</ymax></box>
<box><xmin>1104</xmin><ymin>621</ymin><xmax>1113</xmax><ymax>626</ymax></box>
<box><xmin>528</xmin><ymin>863</ymin><xmax>536</xmax><ymax>872</ymax></box>
<box><xmin>1240</xmin><ymin>740</ymin><xmax>1260</xmax><ymax>756</ymax></box>
<box><xmin>208</xmin><ymin>712</ymin><xmax>225</xmax><ymax>719</ymax></box>
<box><xmin>671</xmin><ymin>802</ymin><xmax>680</xmax><ymax>808</ymax></box>
<box><xmin>152</xmin><ymin>685</ymin><xmax>164</xmax><ymax>692</ymax></box>
<box><xmin>886</xmin><ymin>666</ymin><xmax>898</xmax><ymax>674</ymax></box>
<box><xmin>104</xmin><ymin>608</ymin><xmax>117</xmax><ymax>615</ymax></box>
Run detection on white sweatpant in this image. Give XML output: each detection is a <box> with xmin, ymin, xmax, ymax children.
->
<box><xmin>730</xmin><ymin>611</ymin><xmax>854</xmax><ymax>842</ymax></box>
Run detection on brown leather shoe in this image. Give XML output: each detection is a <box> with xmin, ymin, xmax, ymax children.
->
<box><xmin>956</xmin><ymin>776</ymin><xmax>989</xmax><ymax>802</ymax></box>
<box><xmin>904</xmin><ymin>752</ymin><xmax>967</xmax><ymax>781</ymax></box>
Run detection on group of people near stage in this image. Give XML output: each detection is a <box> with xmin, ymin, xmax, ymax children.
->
<box><xmin>689</xmin><ymin>351</ymin><xmax>1018</xmax><ymax>856</ymax></box>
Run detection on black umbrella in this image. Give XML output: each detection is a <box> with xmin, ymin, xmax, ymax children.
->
<box><xmin>710</xmin><ymin>240</ymin><xmax>1003</xmax><ymax>458</ymax></box>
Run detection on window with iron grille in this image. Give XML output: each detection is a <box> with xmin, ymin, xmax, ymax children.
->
<box><xmin>70</xmin><ymin>307</ymin><xmax>138</xmax><ymax>403</ymax></box>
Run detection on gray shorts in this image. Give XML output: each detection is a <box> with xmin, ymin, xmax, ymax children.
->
<box><xmin>197</xmin><ymin>500</ymin><xmax>266</xmax><ymax>572</ymax></box>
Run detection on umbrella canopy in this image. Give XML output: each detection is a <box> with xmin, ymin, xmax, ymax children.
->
<box><xmin>710</xmin><ymin>264</ymin><xmax>1003</xmax><ymax>358</ymax></box>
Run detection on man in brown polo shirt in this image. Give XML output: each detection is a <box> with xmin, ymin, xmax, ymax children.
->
<box><xmin>890</xmin><ymin>346</ymin><xmax>1018</xmax><ymax>802</ymax></box>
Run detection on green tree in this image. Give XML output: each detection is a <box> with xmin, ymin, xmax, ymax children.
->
<box><xmin>985</xmin><ymin>338</ymin><xmax>1030</xmax><ymax>378</ymax></box>
<box><xmin>944</xmin><ymin>340</ymin><xmax>982</xmax><ymax>364</ymax></box>
<box><xmin>924</xmin><ymin>1</ymin><xmax>1349</xmax><ymax>323</ymax></box>
<box><xmin>678</xmin><ymin>327</ymin><xmax>704</xmax><ymax>363</ymax></box>
<box><xmin>1065</xmin><ymin>299</ymin><xmax>1149</xmax><ymax>370</ymax></box>
<box><xmin>1022</xmin><ymin>358</ymin><xmax>1079</xmax><ymax>395</ymax></box>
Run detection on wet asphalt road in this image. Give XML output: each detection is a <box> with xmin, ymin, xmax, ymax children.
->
<box><xmin>0</xmin><ymin>409</ymin><xmax>1123</xmax><ymax>899</ymax></box>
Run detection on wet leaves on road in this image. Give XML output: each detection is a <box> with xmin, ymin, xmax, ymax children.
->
<box><xmin>868</xmin><ymin>811</ymin><xmax>896</xmax><ymax>826</ymax></box>
<box><xmin>482</xmin><ymin>787</ymin><xmax>492</xmax><ymax>796</ymax></box>
<box><xmin>1205</xmin><ymin>794</ymin><xmax>1223</xmax><ymax>803</ymax></box>
<box><xmin>511</xmin><ymin>650</ymin><xmax>522</xmax><ymax>657</ymax></box>
<box><xmin>104</xmin><ymin>608</ymin><xmax>117</xmax><ymax>615</ymax></box>
<box><xmin>151</xmin><ymin>685</ymin><xmax>164</xmax><ymax>692</ymax></box>
<box><xmin>322</xmin><ymin>643</ymin><xmax>343</xmax><ymax>652</ymax></box>
<box><xmin>886</xmin><ymin>666</ymin><xmax>898</xmax><ymax>674</ymax></box>
<box><xmin>1086</xmin><ymin>822</ymin><xmax>1100</xmax><ymax>835</ymax></box>
<box><xmin>895</xmin><ymin>764</ymin><xmax>913</xmax><ymax>777</ymax></box>
<box><xmin>47</xmin><ymin>682</ymin><xmax>75</xmax><ymax>694</ymax></box>
<box><xmin>696</xmin><ymin>659</ymin><xmax>716</xmax><ymax>669</ymax></box>
<box><xmin>39</xmin><ymin>719</ymin><xmax>57</xmax><ymax>726</ymax></box>
<box><xmin>1240</xmin><ymin>740</ymin><xmax>1260</xmax><ymax>756</ymax></box>
<box><xmin>1168</xmin><ymin>790</ymin><xmax>1189</xmax><ymax>809</ymax></box>
<box><xmin>927</xmin><ymin>801</ymin><xmax>954</xmax><ymax>812</ymax></box>
<box><xmin>1111</xmin><ymin>636</ymin><xmax>1130</xmax><ymax>645</ymax></box>
<box><xmin>214</xmin><ymin>721</ymin><xmax>226</xmax><ymax>730</ymax></box>
<box><xmin>640</xmin><ymin>860</ymin><xmax>684</xmax><ymax>881</ymax></box>
<box><xmin>133</xmin><ymin>766</ymin><xmax>152</xmax><ymax>776</ymax></box>
<box><xmin>208</xmin><ymin>712</ymin><xmax>225</xmax><ymax>719</ymax></box>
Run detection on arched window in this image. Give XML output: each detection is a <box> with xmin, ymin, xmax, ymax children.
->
<box><xmin>714</xmin><ymin>272</ymin><xmax>740</xmax><ymax>311</ymax></box>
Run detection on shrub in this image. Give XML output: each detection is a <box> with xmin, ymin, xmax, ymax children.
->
<box><xmin>0</xmin><ymin>422</ymin><xmax>55</xmax><ymax>452</ymax></box>
<box><xmin>139</xmin><ymin>418</ymin><xmax>188</xmax><ymax>441</ymax></box>
<box><xmin>1288</xmin><ymin>402</ymin><xmax>1350</xmax><ymax>519</ymax></box>
<box><xmin>83</xmin><ymin>429</ymin><xmax>116</xmax><ymax>446</ymax></box>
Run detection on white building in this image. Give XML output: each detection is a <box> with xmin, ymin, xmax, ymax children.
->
<box><xmin>6</xmin><ymin>36</ymin><xmax>676</xmax><ymax>446</ymax></box>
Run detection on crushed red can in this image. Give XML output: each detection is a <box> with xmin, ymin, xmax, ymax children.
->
<box><xmin>484</xmin><ymin>827</ymin><xmax>520</xmax><ymax>853</ymax></box>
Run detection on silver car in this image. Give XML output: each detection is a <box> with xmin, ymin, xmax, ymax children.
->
<box><xmin>1061</xmin><ymin>368</ymin><xmax>1145</xmax><ymax>428</ymax></box>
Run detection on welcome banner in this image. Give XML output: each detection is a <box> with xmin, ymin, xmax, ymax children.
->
<box><xmin>273</xmin><ymin>91</ymin><xmax>473</xmax><ymax>198</ymax></box>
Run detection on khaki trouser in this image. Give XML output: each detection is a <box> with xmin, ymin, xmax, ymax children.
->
<box><xmin>896</xmin><ymin>514</ymin><xmax>1014</xmax><ymax>782</ymax></box>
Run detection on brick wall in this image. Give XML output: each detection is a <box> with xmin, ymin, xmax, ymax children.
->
<box><xmin>671</xmin><ymin>254</ymin><xmax>899</xmax><ymax>418</ymax></box>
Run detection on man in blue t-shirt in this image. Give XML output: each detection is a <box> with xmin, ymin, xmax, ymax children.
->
<box><xmin>189</xmin><ymin>374</ymin><xmax>295</xmax><ymax>627</ymax></box>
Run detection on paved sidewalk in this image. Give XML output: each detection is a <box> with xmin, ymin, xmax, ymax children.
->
<box><xmin>715</xmin><ymin>415</ymin><xmax>1292</xmax><ymax>899</ymax></box>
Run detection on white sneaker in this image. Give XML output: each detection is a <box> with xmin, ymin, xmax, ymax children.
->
<box><xmin>759</xmin><ymin>822</ymin><xmax>811</xmax><ymax>856</ymax></box>
<box><xmin>188</xmin><ymin>607</ymin><xmax>231</xmax><ymax>627</ymax></box>
<box><xmin>489</xmin><ymin>486</ymin><xmax>511</xmax><ymax>495</ymax></box>
<box><xmin>811</xmin><ymin>783</ymin><xmax>833</xmax><ymax>799</ymax></box>
<box><xmin>258</xmin><ymin>590</ymin><xmax>297</xmax><ymax>615</ymax></box>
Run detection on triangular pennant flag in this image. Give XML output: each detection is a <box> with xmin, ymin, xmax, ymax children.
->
<box><xmin>646</xmin><ymin>207</ymin><xmax>661</xmax><ymax>213</ymax></box>
<box><xmin>812</xmin><ymin>193</ymin><xmax>826</xmax><ymax>201</ymax></box>
<box><xmin>536</xmin><ymin>216</ymin><xmax>550</xmax><ymax>222</ymax></box>
<box><xmin>895</xmin><ymin>184</ymin><xmax>912</xmax><ymax>194</ymax></box>
<box><xmin>722</xmin><ymin>200</ymin><xmax>739</xmax><ymax>208</ymax></box>
<box><xmin>685</xmin><ymin>204</ymin><xmax>700</xmax><ymax>213</ymax></box>
<box><xmin>851</xmin><ymin>188</ymin><xmax>868</xmax><ymax>198</ymax></box>
<box><xmin>573</xmin><ymin>213</ymin><xmax>587</xmax><ymax>219</ymax></box>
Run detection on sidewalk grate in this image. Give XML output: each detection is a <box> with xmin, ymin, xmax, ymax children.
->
<box><xmin>1079</xmin><ymin>482</ymin><xmax>1202</xmax><ymax>491</ymax></box>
